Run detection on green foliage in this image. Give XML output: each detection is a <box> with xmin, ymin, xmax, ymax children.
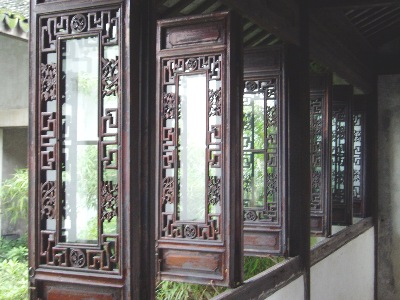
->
<box><xmin>0</xmin><ymin>169</ymin><xmax>29</xmax><ymax>227</ymax></box>
<box><xmin>156</xmin><ymin>280</ymin><xmax>225</xmax><ymax>300</ymax></box>
<box><xmin>243</xmin><ymin>256</ymin><xmax>284</xmax><ymax>280</ymax></box>
<box><xmin>0</xmin><ymin>259</ymin><xmax>28</xmax><ymax>300</ymax></box>
<box><xmin>0</xmin><ymin>236</ymin><xmax>28</xmax><ymax>300</ymax></box>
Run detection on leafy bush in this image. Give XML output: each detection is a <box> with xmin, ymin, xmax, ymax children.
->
<box><xmin>0</xmin><ymin>168</ymin><xmax>29</xmax><ymax>227</ymax></box>
<box><xmin>0</xmin><ymin>259</ymin><xmax>28</xmax><ymax>300</ymax></box>
<box><xmin>0</xmin><ymin>235</ymin><xmax>28</xmax><ymax>300</ymax></box>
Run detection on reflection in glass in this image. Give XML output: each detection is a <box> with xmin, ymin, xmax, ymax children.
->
<box><xmin>177</xmin><ymin>74</ymin><xmax>207</xmax><ymax>222</ymax></box>
<box><xmin>61</xmin><ymin>36</ymin><xmax>99</xmax><ymax>244</ymax></box>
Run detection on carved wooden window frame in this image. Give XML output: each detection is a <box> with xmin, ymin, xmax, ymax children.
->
<box><xmin>242</xmin><ymin>46</ymin><xmax>285</xmax><ymax>256</ymax></box>
<box><xmin>352</xmin><ymin>96</ymin><xmax>367</xmax><ymax>219</ymax></box>
<box><xmin>309</xmin><ymin>74</ymin><xmax>332</xmax><ymax>236</ymax></box>
<box><xmin>35</xmin><ymin>5</ymin><xmax>123</xmax><ymax>277</ymax></box>
<box><xmin>155</xmin><ymin>12</ymin><xmax>242</xmax><ymax>287</ymax></box>
<box><xmin>331</xmin><ymin>85</ymin><xmax>353</xmax><ymax>226</ymax></box>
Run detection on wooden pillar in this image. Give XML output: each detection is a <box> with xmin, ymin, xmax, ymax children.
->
<box><xmin>286</xmin><ymin>0</ymin><xmax>311</xmax><ymax>298</ymax></box>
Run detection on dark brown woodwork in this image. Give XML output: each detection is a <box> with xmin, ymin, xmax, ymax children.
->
<box><xmin>332</xmin><ymin>85</ymin><xmax>353</xmax><ymax>226</ymax></box>
<box><xmin>156</xmin><ymin>11</ymin><xmax>243</xmax><ymax>287</ymax></box>
<box><xmin>309</xmin><ymin>74</ymin><xmax>332</xmax><ymax>236</ymax></box>
<box><xmin>285</xmin><ymin>4</ymin><xmax>311</xmax><ymax>296</ymax></box>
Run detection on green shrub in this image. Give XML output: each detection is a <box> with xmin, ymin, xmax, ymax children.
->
<box><xmin>0</xmin><ymin>259</ymin><xmax>28</xmax><ymax>300</ymax></box>
<box><xmin>0</xmin><ymin>168</ymin><xmax>29</xmax><ymax>227</ymax></box>
<box><xmin>0</xmin><ymin>235</ymin><xmax>28</xmax><ymax>300</ymax></box>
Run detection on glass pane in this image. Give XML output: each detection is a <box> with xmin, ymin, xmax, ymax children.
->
<box><xmin>177</xmin><ymin>74</ymin><xmax>207</xmax><ymax>222</ymax></box>
<box><xmin>243</xmin><ymin>93</ymin><xmax>265</xmax><ymax>150</ymax></box>
<box><xmin>61</xmin><ymin>36</ymin><xmax>99</xmax><ymax>244</ymax></box>
<box><xmin>243</xmin><ymin>153</ymin><xmax>265</xmax><ymax>208</ymax></box>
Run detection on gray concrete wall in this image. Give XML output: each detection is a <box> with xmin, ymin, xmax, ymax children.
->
<box><xmin>0</xmin><ymin>34</ymin><xmax>29</xmax><ymax>236</ymax></box>
<box><xmin>378</xmin><ymin>74</ymin><xmax>400</xmax><ymax>299</ymax></box>
<box><xmin>0</xmin><ymin>34</ymin><xmax>28</xmax><ymax>110</ymax></box>
<box><xmin>1</xmin><ymin>127</ymin><xmax>28</xmax><ymax>235</ymax></box>
<box><xmin>1</xmin><ymin>127</ymin><xmax>27</xmax><ymax>179</ymax></box>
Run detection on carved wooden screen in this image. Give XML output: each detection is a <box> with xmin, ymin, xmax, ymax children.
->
<box><xmin>309</xmin><ymin>74</ymin><xmax>332</xmax><ymax>236</ymax></box>
<box><xmin>156</xmin><ymin>12</ymin><xmax>242</xmax><ymax>286</ymax></box>
<box><xmin>242</xmin><ymin>46</ymin><xmax>285</xmax><ymax>256</ymax></box>
<box><xmin>30</xmin><ymin>1</ymin><xmax>128</xmax><ymax>298</ymax></box>
<box><xmin>352</xmin><ymin>97</ymin><xmax>367</xmax><ymax>218</ymax></box>
<box><xmin>331</xmin><ymin>85</ymin><xmax>353</xmax><ymax>226</ymax></box>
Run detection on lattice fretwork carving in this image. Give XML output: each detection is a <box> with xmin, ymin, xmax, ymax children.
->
<box><xmin>209</xmin><ymin>88</ymin><xmax>222</xmax><ymax>117</ymax></box>
<box><xmin>41</xmin><ymin>181</ymin><xmax>56</xmax><ymax>219</ymax></box>
<box><xmin>310</xmin><ymin>97</ymin><xmax>323</xmax><ymax>211</ymax></box>
<box><xmin>101</xmin><ymin>181</ymin><xmax>118</xmax><ymax>222</ymax></box>
<box><xmin>40</xmin><ymin>63</ymin><xmax>57</xmax><ymax>102</ymax></box>
<box><xmin>102</xmin><ymin>57</ymin><xmax>119</xmax><ymax>97</ymax></box>
<box><xmin>40</xmin><ymin>231</ymin><xmax>119</xmax><ymax>271</ymax></box>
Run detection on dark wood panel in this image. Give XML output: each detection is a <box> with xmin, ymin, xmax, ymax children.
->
<box><xmin>48</xmin><ymin>290</ymin><xmax>114</xmax><ymax>300</ymax></box>
<box><xmin>243</xmin><ymin>46</ymin><xmax>282</xmax><ymax>76</ymax></box>
<box><xmin>160</xmin><ymin>248</ymin><xmax>224</xmax><ymax>279</ymax></box>
<box><xmin>162</xmin><ymin>21</ymin><xmax>225</xmax><ymax>49</ymax></box>
<box><xmin>243</xmin><ymin>230</ymin><xmax>281</xmax><ymax>253</ymax></box>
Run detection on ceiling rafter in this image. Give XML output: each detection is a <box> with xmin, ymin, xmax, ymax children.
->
<box><xmin>310</xmin><ymin>0</ymin><xmax>400</xmax><ymax>9</ymax></box>
<box><xmin>221</xmin><ymin>0</ymin><xmax>376</xmax><ymax>93</ymax></box>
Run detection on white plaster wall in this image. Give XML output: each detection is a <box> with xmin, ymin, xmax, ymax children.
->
<box><xmin>264</xmin><ymin>275</ymin><xmax>304</xmax><ymax>300</ymax></box>
<box><xmin>378</xmin><ymin>74</ymin><xmax>400</xmax><ymax>299</ymax></box>
<box><xmin>0</xmin><ymin>34</ymin><xmax>28</xmax><ymax>110</ymax></box>
<box><xmin>310</xmin><ymin>227</ymin><xmax>375</xmax><ymax>300</ymax></box>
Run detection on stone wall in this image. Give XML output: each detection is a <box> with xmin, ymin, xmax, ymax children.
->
<box><xmin>378</xmin><ymin>74</ymin><xmax>400</xmax><ymax>299</ymax></box>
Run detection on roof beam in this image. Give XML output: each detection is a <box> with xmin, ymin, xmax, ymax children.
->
<box><xmin>222</xmin><ymin>0</ymin><xmax>376</xmax><ymax>93</ymax></box>
<box><xmin>219</xmin><ymin>0</ymin><xmax>300</xmax><ymax>45</ymax></box>
<box><xmin>310</xmin><ymin>0</ymin><xmax>400</xmax><ymax>9</ymax></box>
<box><xmin>309</xmin><ymin>10</ymin><xmax>376</xmax><ymax>93</ymax></box>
